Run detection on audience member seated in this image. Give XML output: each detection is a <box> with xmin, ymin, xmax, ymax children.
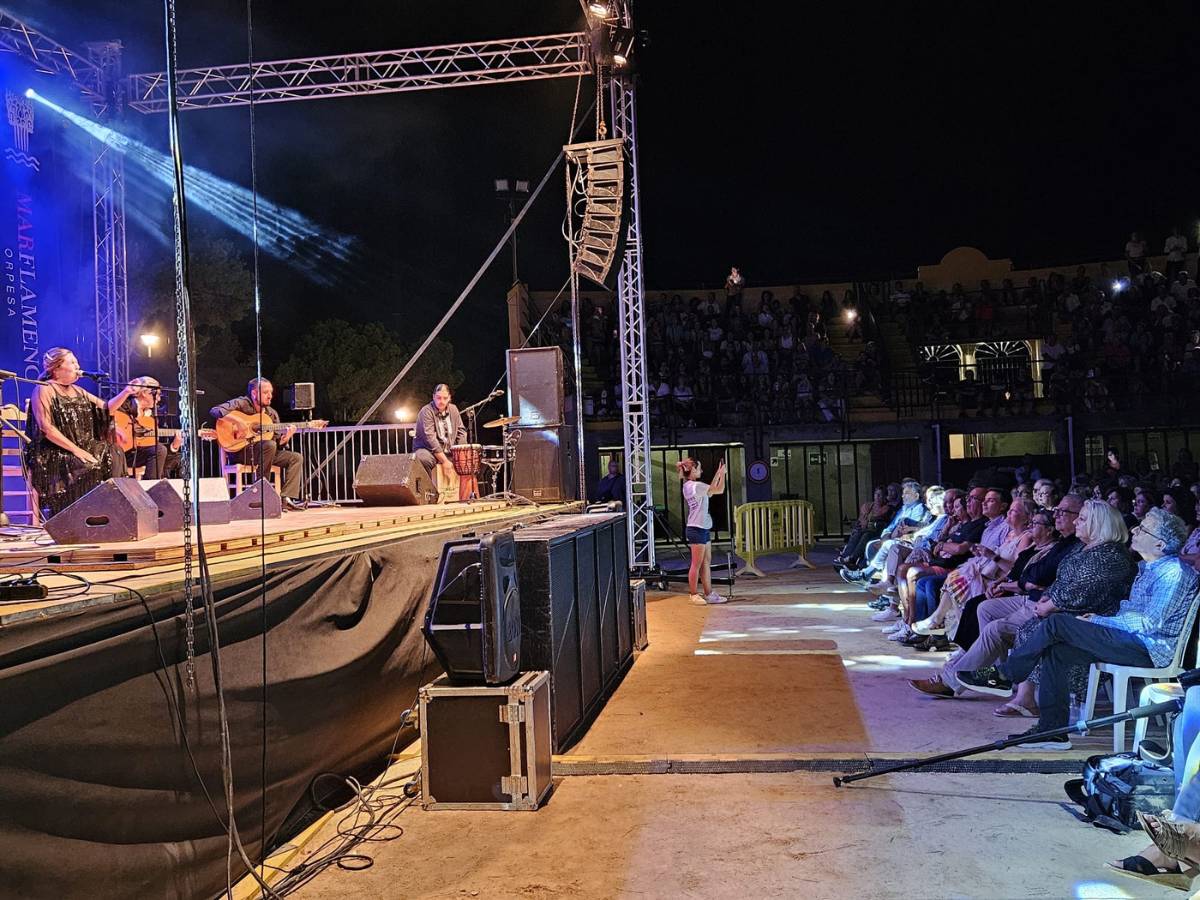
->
<box><xmin>841</xmin><ymin>480</ymin><xmax>930</xmax><ymax>585</ymax></box>
<box><xmin>836</xmin><ymin>484</ymin><xmax>898</xmax><ymax>568</ymax></box>
<box><xmin>998</xmin><ymin>507</ymin><xmax>1195</xmax><ymax>748</ymax></box>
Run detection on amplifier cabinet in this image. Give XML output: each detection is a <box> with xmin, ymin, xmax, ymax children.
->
<box><xmin>513</xmin><ymin>513</ymin><xmax>631</xmax><ymax>751</ymax></box>
<box><xmin>419</xmin><ymin>670</ymin><xmax>552</xmax><ymax>811</ymax></box>
<box><xmin>631</xmin><ymin>578</ymin><xmax>649</xmax><ymax>651</ymax></box>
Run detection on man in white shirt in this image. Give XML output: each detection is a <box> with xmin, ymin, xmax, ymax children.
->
<box><xmin>1165</xmin><ymin>226</ymin><xmax>1188</xmax><ymax>282</ymax></box>
<box><xmin>1125</xmin><ymin>231</ymin><xmax>1148</xmax><ymax>276</ymax></box>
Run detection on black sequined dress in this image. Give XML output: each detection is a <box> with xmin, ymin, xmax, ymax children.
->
<box><xmin>24</xmin><ymin>387</ymin><xmax>122</xmax><ymax>519</ymax></box>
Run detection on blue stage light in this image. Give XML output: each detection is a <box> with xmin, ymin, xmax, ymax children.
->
<box><xmin>24</xmin><ymin>87</ymin><xmax>35</xmax><ymax>99</ymax></box>
<box><xmin>27</xmin><ymin>90</ymin><xmax>361</xmax><ymax>287</ymax></box>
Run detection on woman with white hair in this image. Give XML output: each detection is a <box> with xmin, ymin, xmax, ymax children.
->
<box><xmin>993</xmin><ymin>499</ymin><xmax>1137</xmax><ymax>717</ymax></box>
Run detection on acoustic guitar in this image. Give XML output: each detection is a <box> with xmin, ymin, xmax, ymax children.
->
<box><xmin>112</xmin><ymin>408</ymin><xmax>214</xmax><ymax>452</ymax></box>
<box><xmin>214</xmin><ymin>409</ymin><xmax>329</xmax><ymax>453</ymax></box>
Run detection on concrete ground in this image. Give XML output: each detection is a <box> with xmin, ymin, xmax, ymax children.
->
<box><xmin>290</xmin><ymin>545</ymin><xmax>1192</xmax><ymax>899</ymax></box>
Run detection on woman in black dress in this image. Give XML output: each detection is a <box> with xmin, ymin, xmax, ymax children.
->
<box><xmin>24</xmin><ymin>347</ymin><xmax>134</xmax><ymax>520</ymax></box>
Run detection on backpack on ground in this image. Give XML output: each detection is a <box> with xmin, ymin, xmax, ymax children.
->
<box><xmin>1063</xmin><ymin>752</ymin><xmax>1176</xmax><ymax>834</ymax></box>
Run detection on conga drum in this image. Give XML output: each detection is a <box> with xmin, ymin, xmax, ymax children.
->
<box><xmin>450</xmin><ymin>443</ymin><xmax>481</xmax><ymax>502</ymax></box>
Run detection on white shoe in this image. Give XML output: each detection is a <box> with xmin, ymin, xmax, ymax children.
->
<box><xmin>912</xmin><ymin>616</ymin><xmax>946</xmax><ymax>636</ymax></box>
<box><xmin>705</xmin><ymin>592</ymin><xmax>728</xmax><ymax>604</ymax></box>
<box><xmin>887</xmin><ymin>624</ymin><xmax>913</xmax><ymax>642</ymax></box>
<box><xmin>881</xmin><ymin>621</ymin><xmax>904</xmax><ymax>634</ymax></box>
<box><xmin>871</xmin><ymin>606</ymin><xmax>899</xmax><ymax>622</ymax></box>
<box><xmin>689</xmin><ymin>593</ymin><xmax>708</xmax><ymax>606</ymax></box>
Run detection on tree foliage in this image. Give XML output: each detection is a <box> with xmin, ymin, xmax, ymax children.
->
<box><xmin>275</xmin><ymin>319</ymin><xmax>463</xmax><ymax>423</ymax></box>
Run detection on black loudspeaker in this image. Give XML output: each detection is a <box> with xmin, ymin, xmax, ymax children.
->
<box><xmin>145</xmin><ymin>478</ymin><xmax>232</xmax><ymax>531</ymax></box>
<box><xmin>287</xmin><ymin>382</ymin><xmax>315</xmax><ymax>411</ymax></box>
<box><xmin>422</xmin><ymin>531</ymin><xmax>521</xmax><ymax>685</ymax></box>
<box><xmin>513</xmin><ymin>513</ymin><xmax>631</xmax><ymax>751</ymax></box>
<box><xmin>564</xmin><ymin>139</ymin><xmax>627</xmax><ymax>289</ymax></box>
<box><xmin>354</xmin><ymin>454</ymin><xmax>436</xmax><ymax>506</ymax></box>
<box><xmin>45</xmin><ymin>478</ymin><xmax>160</xmax><ymax>545</ymax></box>
<box><xmin>510</xmin><ymin>426</ymin><xmax>576</xmax><ymax>502</ymax></box>
<box><xmin>507</xmin><ymin>347</ymin><xmax>564</xmax><ymax>427</ymax></box>
<box><xmin>229</xmin><ymin>478</ymin><xmax>282</xmax><ymax>520</ymax></box>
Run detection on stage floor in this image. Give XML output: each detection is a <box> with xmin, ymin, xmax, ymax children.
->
<box><xmin>0</xmin><ymin>500</ymin><xmax>570</xmax><ymax>626</ymax></box>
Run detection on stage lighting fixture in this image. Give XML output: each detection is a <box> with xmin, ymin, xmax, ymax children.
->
<box><xmin>515</xmin><ymin>180</ymin><xmax>530</xmax><ymax>194</ymax></box>
<box><xmin>494</xmin><ymin>179</ymin><xmax>510</xmax><ymax>192</ymax></box>
<box><xmin>845</xmin><ymin>309</ymin><xmax>858</xmax><ymax>322</ymax></box>
<box><xmin>140</xmin><ymin>333</ymin><xmax>160</xmax><ymax>357</ymax></box>
<box><xmin>588</xmin><ymin>2</ymin><xmax>612</xmax><ymax>17</ymax></box>
<box><xmin>610</xmin><ymin>25</ymin><xmax>636</xmax><ymax>67</ymax></box>
<box><xmin>395</xmin><ymin>406</ymin><xmax>412</xmax><ymax>421</ymax></box>
<box><xmin>23</xmin><ymin>88</ymin><xmax>35</xmax><ymax>99</ymax></box>
<box><xmin>1112</xmin><ymin>279</ymin><xmax>1126</xmax><ymax>294</ymax></box>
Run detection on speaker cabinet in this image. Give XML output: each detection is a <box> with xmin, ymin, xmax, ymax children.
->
<box><xmin>45</xmin><ymin>478</ymin><xmax>160</xmax><ymax>545</ymax></box>
<box><xmin>422</xmin><ymin>530</ymin><xmax>521</xmax><ymax>685</ymax></box>
<box><xmin>287</xmin><ymin>382</ymin><xmax>315</xmax><ymax>410</ymax></box>
<box><xmin>229</xmin><ymin>478</ymin><xmax>282</xmax><ymax>520</ymax></box>
<box><xmin>506</xmin><ymin>347</ymin><xmax>564</xmax><ymax>427</ymax></box>
<box><xmin>145</xmin><ymin>478</ymin><xmax>232</xmax><ymax>531</ymax></box>
<box><xmin>513</xmin><ymin>513</ymin><xmax>631</xmax><ymax>751</ymax></box>
<box><xmin>354</xmin><ymin>454</ymin><xmax>436</xmax><ymax>506</ymax></box>
<box><xmin>564</xmin><ymin>139</ymin><xmax>627</xmax><ymax>289</ymax></box>
<box><xmin>510</xmin><ymin>426</ymin><xmax>575</xmax><ymax>502</ymax></box>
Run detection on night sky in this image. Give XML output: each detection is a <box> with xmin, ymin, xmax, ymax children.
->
<box><xmin>7</xmin><ymin>1</ymin><xmax>1200</xmax><ymax>401</ymax></box>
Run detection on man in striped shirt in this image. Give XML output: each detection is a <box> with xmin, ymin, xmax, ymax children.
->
<box><xmin>1001</xmin><ymin>507</ymin><xmax>1200</xmax><ymax>749</ymax></box>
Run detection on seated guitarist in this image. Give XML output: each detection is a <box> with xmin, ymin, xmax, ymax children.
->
<box><xmin>118</xmin><ymin>377</ymin><xmax>181</xmax><ymax>479</ymax></box>
<box><xmin>209</xmin><ymin>378</ymin><xmax>304</xmax><ymax>510</ymax></box>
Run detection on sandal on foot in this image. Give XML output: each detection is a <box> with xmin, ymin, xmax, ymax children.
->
<box><xmin>1105</xmin><ymin>854</ymin><xmax>1195</xmax><ymax>891</ymax></box>
<box><xmin>992</xmin><ymin>701</ymin><xmax>1037</xmax><ymax>718</ymax></box>
<box><xmin>1138</xmin><ymin>811</ymin><xmax>1200</xmax><ymax>870</ymax></box>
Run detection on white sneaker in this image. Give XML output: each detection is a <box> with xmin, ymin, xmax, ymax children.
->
<box><xmin>871</xmin><ymin>606</ymin><xmax>899</xmax><ymax>622</ymax></box>
<box><xmin>912</xmin><ymin>616</ymin><xmax>946</xmax><ymax>636</ymax></box>
<box><xmin>689</xmin><ymin>593</ymin><xmax>708</xmax><ymax>606</ymax></box>
<box><xmin>887</xmin><ymin>624</ymin><xmax>913</xmax><ymax>642</ymax></box>
<box><xmin>881</xmin><ymin>621</ymin><xmax>904</xmax><ymax>634</ymax></box>
<box><xmin>705</xmin><ymin>592</ymin><xmax>728</xmax><ymax>604</ymax></box>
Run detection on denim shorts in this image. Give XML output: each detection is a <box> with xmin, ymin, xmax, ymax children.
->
<box><xmin>685</xmin><ymin>526</ymin><xmax>711</xmax><ymax>545</ymax></box>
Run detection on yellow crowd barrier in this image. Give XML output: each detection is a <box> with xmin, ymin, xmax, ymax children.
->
<box><xmin>733</xmin><ymin>500</ymin><xmax>816</xmax><ymax>577</ymax></box>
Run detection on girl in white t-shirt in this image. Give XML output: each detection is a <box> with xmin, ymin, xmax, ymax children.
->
<box><xmin>678</xmin><ymin>456</ymin><xmax>728</xmax><ymax>605</ymax></box>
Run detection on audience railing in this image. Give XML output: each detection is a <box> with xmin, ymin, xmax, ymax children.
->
<box><xmin>733</xmin><ymin>499</ymin><xmax>817</xmax><ymax>576</ymax></box>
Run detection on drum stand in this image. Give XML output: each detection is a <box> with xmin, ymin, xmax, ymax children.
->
<box><xmin>481</xmin><ymin>425</ymin><xmax>535</xmax><ymax>506</ymax></box>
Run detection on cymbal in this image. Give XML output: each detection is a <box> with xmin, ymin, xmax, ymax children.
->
<box><xmin>483</xmin><ymin>414</ymin><xmax>521</xmax><ymax>428</ymax></box>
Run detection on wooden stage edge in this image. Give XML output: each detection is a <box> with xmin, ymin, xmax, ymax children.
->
<box><xmin>0</xmin><ymin>501</ymin><xmax>576</xmax><ymax>626</ymax></box>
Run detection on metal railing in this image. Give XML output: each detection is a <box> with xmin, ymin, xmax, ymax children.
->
<box><xmin>733</xmin><ymin>499</ymin><xmax>817</xmax><ymax>576</ymax></box>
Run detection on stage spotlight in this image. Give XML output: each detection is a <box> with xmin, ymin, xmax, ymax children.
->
<box><xmin>395</xmin><ymin>406</ymin><xmax>412</xmax><ymax>421</ymax></box>
<box><xmin>515</xmin><ymin>180</ymin><xmax>530</xmax><ymax>194</ymax></box>
<box><xmin>588</xmin><ymin>2</ymin><xmax>612</xmax><ymax>17</ymax></box>
<box><xmin>610</xmin><ymin>25</ymin><xmax>636</xmax><ymax>67</ymax></box>
<box><xmin>23</xmin><ymin>88</ymin><xmax>35</xmax><ymax>99</ymax></box>
<box><xmin>1111</xmin><ymin>279</ymin><xmax>1126</xmax><ymax>294</ymax></box>
<box><xmin>845</xmin><ymin>309</ymin><xmax>858</xmax><ymax>322</ymax></box>
<box><xmin>494</xmin><ymin>178</ymin><xmax>510</xmax><ymax>192</ymax></box>
<box><xmin>140</xmin><ymin>333</ymin><xmax>160</xmax><ymax>358</ymax></box>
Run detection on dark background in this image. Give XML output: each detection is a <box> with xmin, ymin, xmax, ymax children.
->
<box><xmin>7</xmin><ymin>1</ymin><xmax>1200</xmax><ymax>403</ymax></box>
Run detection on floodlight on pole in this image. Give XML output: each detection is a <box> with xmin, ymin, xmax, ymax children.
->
<box><xmin>140</xmin><ymin>333</ymin><xmax>160</xmax><ymax>357</ymax></box>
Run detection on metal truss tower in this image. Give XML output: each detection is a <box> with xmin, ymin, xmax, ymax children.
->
<box><xmin>610</xmin><ymin>74</ymin><xmax>654</xmax><ymax>569</ymax></box>
<box><xmin>86</xmin><ymin>41</ymin><xmax>128</xmax><ymax>393</ymax></box>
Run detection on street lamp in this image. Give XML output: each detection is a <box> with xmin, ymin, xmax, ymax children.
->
<box><xmin>140</xmin><ymin>333</ymin><xmax>160</xmax><ymax>358</ymax></box>
<box><xmin>395</xmin><ymin>406</ymin><xmax>412</xmax><ymax>422</ymax></box>
<box><xmin>495</xmin><ymin>177</ymin><xmax>530</xmax><ymax>285</ymax></box>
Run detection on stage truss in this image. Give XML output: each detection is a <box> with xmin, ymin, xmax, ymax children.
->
<box><xmin>0</xmin><ymin>2</ymin><xmax>656</xmax><ymax>570</ymax></box>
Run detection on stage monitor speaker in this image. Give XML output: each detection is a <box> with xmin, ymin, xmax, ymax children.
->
<box><xmin>146</xmin><ymin>478</ymin><xmax>232</xmax><ymax>531</ymax></box>
<box><xmin>506</xmin><ymin>347</ymin><xmax>564</xmax><ymax>427</ymax></box>
<box><xmin>422</xmin><ymin>530</ymin><xmax>521</xmax><ymax>685</ymax></box>
<box><xmin>45</xmin><ymin>478</ymin><xmax>160</xmax><ymax>545</ymax></box>
<box><xmin>229</xmin><ymin>478</ymin><xmax>282</xmax><ymax>520</ymax></box>
<box><xmin>354</xmin><ymin>454</ymin><xmax>436</xmax><ymax>506</ymax></box>
<box><xmin>510</xmin><ymin>426</ymin><xmax>575</xmax><ymax>502</ymax></box>
<box><xmin>564</xmin><ymin>138</ymin><xmax>628</xmax><ymax>289</ymax></box>
<box><xmin>287</xmin><ymin>382</ymin><xmax>315</xmax><ymax>411</ymax></box>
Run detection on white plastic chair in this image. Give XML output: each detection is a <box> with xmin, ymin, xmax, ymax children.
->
<box><xmin>1082</xmin><ymin>595</ymin><xmax>1200</xmax><ymax>753</ymax></box>
<box><xmin>1131</xmin><ymin>681</ymin><xmax>1184</xmax><ymax>757</ymax></box>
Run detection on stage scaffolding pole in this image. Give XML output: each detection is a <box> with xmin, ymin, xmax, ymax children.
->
<box><xmin>610</xmin><ymin>49</ymin><xmax>655</xmax><ymax>571</ymax></box>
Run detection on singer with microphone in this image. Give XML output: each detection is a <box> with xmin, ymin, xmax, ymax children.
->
<box><xmin>23</xmin><ymin>347</ymin><xmax>133</xmax><ymax>521</ymax></box>
<box><xmin>412</xmin><ymin>383</ymin><xmax>466</xmax><ymax>488</ymax></box>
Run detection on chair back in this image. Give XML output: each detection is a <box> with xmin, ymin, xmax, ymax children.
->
<box><xmin>1173</xmin><ymin>590</ymin><xmax>1200</xmax><ymax>670</ymax></box>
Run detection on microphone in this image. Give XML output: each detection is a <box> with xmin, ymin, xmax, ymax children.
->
<box><xmin>80</xmin><ymin>370</ymin><xmax>109</xmax><ymax>380</ymax></box>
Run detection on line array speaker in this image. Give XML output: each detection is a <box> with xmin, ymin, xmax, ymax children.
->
<box><xmin>564</xmin><ymin>138</ymin><xmax>627</xmax><ymax>289</ymax></box>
